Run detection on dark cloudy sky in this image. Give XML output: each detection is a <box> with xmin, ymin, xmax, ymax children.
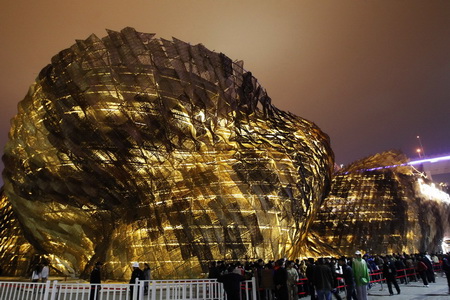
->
<box><xmin>1</xmin><ymin>0</ymin><xmax>450</xmax><ymax>185</ymax></box>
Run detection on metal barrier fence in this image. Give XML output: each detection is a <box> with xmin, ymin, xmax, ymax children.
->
<box><xmin>0</xmin><ymin>263</ymin><xmax>440</xmax><ymax>300</ymax></box>
<box><xmin>0</xmin><ymin>277</ymin><xmax>257</xmax><ymax>300</ymax></box>
<box><xmin>136</xmin><ymin>279</ymin><xmax>225</xmax><ymax>300</ymax></box>
<box><xmin>289</xmin><ymin>262</ymin><xmax>442</xmax><ymax>298</ymax></box>
<box><xmin>0</xmin><ymin>281</ymin><xmax>51</xmax><ymax>300</ymax></box>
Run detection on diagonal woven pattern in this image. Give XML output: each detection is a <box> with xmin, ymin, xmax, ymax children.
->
<box><xmin>2</xmin><ymin>27</ymin><xmax>334</xmax><ymax>279</ymax></box>
<box><xmin>312</xmin><ymin>150</ymin><xmax>450</xmax><ymax>256</ymax></box>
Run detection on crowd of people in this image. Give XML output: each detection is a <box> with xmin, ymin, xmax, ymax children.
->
<box><xmin>207</xmin><ymin>251</ymin><xmax>450</xmax><ymax>300</ymax></box>
<box><xmin>89</xmin><ymin>261</ymin><xmax>152</xmax><ymax>300</ymax></box>
<box><xmin>29</xmin><ymin>261</ymin><xmax>50</xmax><ymax>283</ymax></box>
<box><xmin>26</xmin><ymin>251</ymin><xmax>450</xmax><ymax>300</ymax></box>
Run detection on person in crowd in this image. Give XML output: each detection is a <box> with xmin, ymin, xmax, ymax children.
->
<box><xmin>404</xmin><ymin>254</ymin><xmax>416</xmax><ymax>282</ymax></box>
<box><xmin>424</xmin><ymin>251</ymin><xmax>432</xmax><ymax>262</ymax></box>
<box><xmin>382</xmin><ymin>256</ymin><xmax>400</xmax><ymax>295</ymax></box>
<box><xmin>218</xmin><ymin>265</ymin><xmax>246</xmax><ymax>300</ymax></box>
<box><xmin>143</xmin><ymin>263</ymin><xmax>152</xmax><ymax>295</ymax></box>
<box><xmin>299</xmin><ymin>260</ymin><xmax>307</xmax><ymax>277</ymax></box>
<box><xmin>306</xmin><ymin>258</ymin><xmax>317</xmax><ymax>300</ymax></box>
<box><xmin>208</xmin><ymin>261</ymin><xmax>220</xmax><ymax>279</ymax></box>
<box><xmin>31</xmin><ymin>264</ymin><xmax>41</xmax><ymax>282</ymax></box>
<box><xmin>295</xmin><ymin>259</ymin><xmax>301</xmax><ymax>269</ymax></box>
<box><xmin>312</xmin><ymin>258</ymin><xmax>334</xmax><ymax>300</ymax></box>
<box><xmin>366</xmin><ymin>256</ymin><xmax>378</xmax><ymax>275</ymax></box>
<box><xmin>89</xmin><ymin>262</ymin><xmax>103</xmax><ymax>300</ymax></box>
<box><xmin>416</xmin><ymin>256</ymin><xmax>429</xmax><ymax>287</ymax></box>
<box><xmin>216</xmin><ymin>261</ymin><xmax>226</xmax><ymax>275</ymax></box>
<box><xmin>129</xmin><ymin>262</ymin><xmax>145</xmax><ymax>298</ymax></box>
<box><xmin>393</xmin><ymin>255</ymin><xmax>406</xmax><ymax>284</ymax></box>
<box><xmin>352</xmin><ymin>251</ymin><xmax>370</xmax><ymax>300</ymax></box>
<box><xmin>254</xmin><ymin>259</ymin><xmax>266</xmax><ymax>300</ymax></box>
<box><xmin>442</xmin><ymin>254</ymin><xmax>450</xmax><ymax>294</ymax></box>
<box><xmin>422</xmin><ymin>252</ymin><xmax>435</xmax><ymax>284</ymax></box>
<box><xmin>431</xmin><ymin>254</ymin><xmax>440</xmax><ymax>265</ymax></box>
<box><xmin>260</xmin><ymin>263</ymin><xmax>275</xmax><ymax>300</ymax></box>
<box><xmin>143</xmin><ymin>263</ymin><xmax>151</xmax><ymax>280</ymax></box>
<box><xmin>338</xmin><ymin>257</ymin><xmax>357</xmax><ymax>300</ymax></box>
<box><xmin>274</xmin><ymin>259</ymin><xmax>289</xmax><ymax>300</ymax></box>
<box><xmin>41</xmin><ymin>261</ymin><xmax>49</xmax><ymax>283</ymax></box>
<box><xmin>233</xmin><ymin>262</ymin><xmax>246</xmax><ymax>276</ymax></box>
<box><xmin>286</xmin><ymin>260</ymin><xmax>299</xmax><ymax>300</ymax></box>
<box><xmin>374</xmin><ymin>255</ymin><xmax>384</xmax><ymax>268</ymax></box>
<box><xmin>326</xmin><ymin>257</ymin><xmax>342</xmax><ymax>300</ymax></box>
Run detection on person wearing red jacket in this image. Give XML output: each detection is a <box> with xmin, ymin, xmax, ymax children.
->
<box><xmin>416</xmin><ymin>257</ymin><xmax>429</xmax><ymax>287</ymax></box>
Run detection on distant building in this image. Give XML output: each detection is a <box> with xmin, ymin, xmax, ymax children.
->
<box><xmin>312</xmin><ymin>150</ymin><xmax>450</xmax><ymax>256</ymax></box>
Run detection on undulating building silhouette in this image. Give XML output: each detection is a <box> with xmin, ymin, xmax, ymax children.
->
<box><xmin>312</xmin><ymin>150</ymin><xmax>450</xmax><ymax>256</ymax></box>
<box><xmin>1</xmin><ymin>28</ymin><xmax>334</xmax><ymax>279</ymax></box>
<box><xmin>1</xmin><ymin>28</ymin><xmax>449</xmax><ymax>280</ymax></box>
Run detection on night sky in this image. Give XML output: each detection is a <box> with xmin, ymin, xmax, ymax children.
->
<box><xmin>1</xmin><ymin>1</ymin><xmax>450</xmax><ymax>186</ymax></box>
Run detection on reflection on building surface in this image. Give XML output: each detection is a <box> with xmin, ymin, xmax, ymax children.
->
<box><xmin>1</xmin><ymin>28</ymin><xmax>334</xmax><ymax>279</ymax></box>
<box><xmin>312</xmin><ymin>150</ymin><xmax>450</xmax><ymax>256</ymax></box>
<box><xmin>1</xmin><ymin>28</ymin><xmax>449</xmax><ymax>280</ymax></box>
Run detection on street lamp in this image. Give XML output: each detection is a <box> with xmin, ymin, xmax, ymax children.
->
<box><xmin>417</xmin><ymin>135</ymin><xmax>425</xmax><ymax>157</ymax></box>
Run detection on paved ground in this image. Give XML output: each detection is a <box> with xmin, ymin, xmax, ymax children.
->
<box><xmin>366</xmin><ymin>274</ymin><xmax>449</xmax><ymax>300</ymax></box>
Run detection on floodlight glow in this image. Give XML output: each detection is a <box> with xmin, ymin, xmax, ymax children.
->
<box><xmin>343</xmin><ymin>154</ymin><xmax>450</xmax><ymax>174</ymax></box>
<box><xmin>408</xmin><ymin>155</ymin><xmax>450</xmax><ymax>166</ymax></box>
<box><xmin>417</xmin><ymin>178</ymin><xmax>450</xmax><ymax>203</ymax></box>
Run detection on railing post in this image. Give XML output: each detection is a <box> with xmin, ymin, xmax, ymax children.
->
<box><xmin>379</xmin><ymin>273</ymin><xmax>384</xmax><ymax>291</ymax></box>
<box><xmin>251</xmin><ymin>277</ymin><xmax>257</xmax><ymax>300</ymax></box>
<box><xmin>218</xmin><ymin>280</ymin><xmax>224</xmax><ymax>300</ymax></box>
<box><xmin>149</xmin><ymin>280</ymin><xmax>155</xmax><ymax>300</ymax></box>
<box><xmin>132</xmin><ymin>278</ymin><xmax>139</xmax><ymax>300</ymax></box>
<box><xmin>42</xmin><ymin>280</ymin><xmax>51</xmax><ymax>300</ymax></box>
<box><xmin>141</xmin><ymin>279</ymin><xmax>147</xmax><ymax>300</ymax></box>
<box><xmin>183</xmin><ymin>281</ymin><xmax>187</xmax><ymax>299</ymax></box>
<box><xmin>49</xmin><ymin>280</ymin><xmax>58</xmax><ymax>300</ymax></box>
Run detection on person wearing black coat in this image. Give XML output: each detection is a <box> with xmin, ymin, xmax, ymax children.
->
<box><xmin>338</xmin><ymin>258</ymin><xmax>357</xmax><ymax>300</ymax></box>
<box><xmin>305</xmin><ymin>258</ymin><xmax>317</xmax><ymax>300</ymax></box>
<box><xmin>273</xmin><ymin>259</ymin><xmax>289</xmax><ymax>300</ymax></box>
<box><xmin>442</xmin><ymin>255</ymin><xmax>450</xmax><ymax>294</ymax></box>
<box><xmin>326</xmin><ymin>258</ymin><xmax>342</xmax><ymax>300</ymax></box>
<box><xmin>217</xmin><ymin>266</ymin><xmax>245</xmax><ymax>300</ymax></box>
<box><xmin>208</xmin><ymin>261</ymin><xmax>221</xmax><ymax>279</ymax></box>
<box><xmin>129</xmin><ymin>262</ymin><xmax>145</xmax><ymax>299</ymax></box>
<box><xmin>382</xmin><ymin>256</ymin><xmax>400</xmax><ymax>295</ymax></box>
<box><xmin>393</xmin><ymin>257</ymin><xmax>406</xmax><ymax>283</ymax></box>
<box><xmin>312</xmin><ymin>258</ymin><xmax>334</xmax><ymax>300</ymax></box>
<box><xmin>422</xmin><ymin>253</ymin><xmax>435</xmax><ymax>283</ymax></box>
<box><xmin>89</xmin><ymin>262</ymin><xmax>103</xmax><ymax>300</ymax></box>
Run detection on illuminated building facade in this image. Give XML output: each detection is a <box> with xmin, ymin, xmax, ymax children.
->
<box><xmin>1</xmin><ymin>28</ymin><xmax>334</xmax><ymax>279</ymax></box>
<box><xmin>0</xmin><ymin>187</ymin><xmax>35</xmax><ymax>275</ymax></box>
<box><xmin>312</xmin><ymin>150</ymin><xmax>450</xmax><ymax>256</ymax></box>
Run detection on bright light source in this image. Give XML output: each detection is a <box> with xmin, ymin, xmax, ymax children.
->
<box><xmin>417</xmin><ymin>178</ymin><xmax>450</xmax><ymax>203</ymax></box>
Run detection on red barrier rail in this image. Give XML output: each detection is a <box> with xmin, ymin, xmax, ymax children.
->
<box><xmin>288</xmin><ymin>261</ymin><xmax>445</xmax><ymax>297</ymax></box>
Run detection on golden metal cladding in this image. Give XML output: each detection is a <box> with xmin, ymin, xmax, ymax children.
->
<box><xmin>1</xmin><ymin>28</ymin><xmax>334</xmax><ymax>279</ymax></box>
<box><xmin>312</xmin><ymin>150</ymin><xmax>450</xmax><ymax>257</ymax></box>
